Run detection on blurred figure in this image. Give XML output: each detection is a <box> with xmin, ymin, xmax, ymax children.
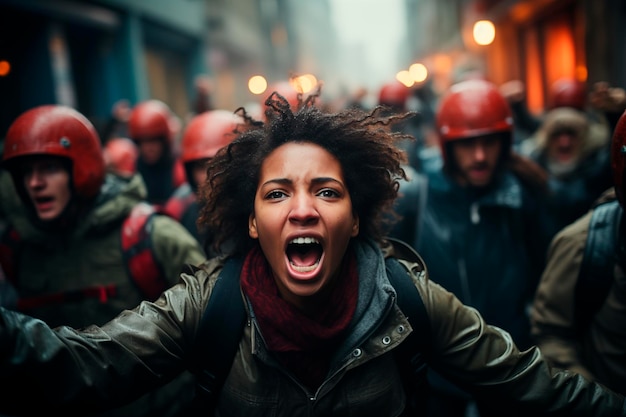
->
<box><xmin>530</xmin><ymin>109</ymin><xmax>626</xmax><ymax>396</ymax></box>
<box><xmin>344</xmin><ymin>86</ymin><xmax>369</xmax><ymax>110</ymax></box>
<box><xmin>162</xmin><ymin>109</ymin><xmax>243</xmax><ymax>253</ymax></box>
<box><xmin>500</xmin><ymin>77</ymin><xmax>612</xmax><ymax>147</ymax></box>
<box><xmin>0</xmin><ymin>166</ymin><xmax>19</xmax><ymax>311</ymax></box>
<box><xmin>589</xmin><ymin>81</ymin><xmax>626</xmax><ymax>129</ymax></box>
<box><xmin>99</xmin><ymin>98</ymin><xmax>132</xmax><ymax>143</ymax></box>
<box><xmin>128</xmin><ymin>99</ymin><xmax>186</xmax><ymax>208</ymax></box>
<box><xmin>390</xmin><ymin>79</ymin><xmax>556</xmax><ymax>417</ymax></box>
<box><xmin>407</xmin><ymin>79</ymin><xmax>441</xmax><ymax>174</ymax></box>
<box><xmin>103</xmin><ymin>136</ymin><xmax>139</xmax><ymax>177</ymax></box>
<box><xmin>519</xmin><ymin>107</ymin><xmax>612</xmax><ymax>231</ymax></box>
<box><xmin>0</xmin><ymin>105</ymin><xmax>206</xmax><ymax>417</ymax></box>
<box><xmin>191</xmin><ymin>74</ymin><xmax>214</xmax><ymax>116</ymax></box>
<box><xmin>378</xmin><ymin>80</ymin><xmax>410</xmax><ymax>112</ymax></box>
<box><xmin>377</xmin><ymin>80</ymin><xmax>421</xmax><ymax>170</ymax></box>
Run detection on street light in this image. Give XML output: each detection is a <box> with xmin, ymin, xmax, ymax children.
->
<box><xmin>473</xmin><ymin>20</ymin><xmax>495</xmax><ymax>46</ymax></box>
<box><xmin>409</xmin><ymin>63</ymin><xmax>428</xmax><ymax>83</ymax></box>
<box><xmin>248</xmin><ymin>75</ymin><xmax>268</xmax><ymax>95</ymax></box>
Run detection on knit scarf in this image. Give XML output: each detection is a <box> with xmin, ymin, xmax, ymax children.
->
<box><xmin>240</xmin><ymin>244</ymin><xmax>358</xmax><ymax>390</ymax></box>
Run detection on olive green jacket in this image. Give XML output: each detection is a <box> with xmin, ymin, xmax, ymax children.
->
<box><xmin>0</xmin><ymin>238</ymin><xmax>624</xmax><ymax>416</ymax></box>
<box><xmin>531</xmin><ymin>191</ymin><xmax>626</xmax><ymax>395</ymax></box>
<box><xmin>1</xmin><ymin>172</ymin><xmax>206</xmax><ymax>417</ymax></box>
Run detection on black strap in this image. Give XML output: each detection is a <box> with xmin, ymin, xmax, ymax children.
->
<box><xmin>385</xmin><ymin>254</ymin><xmax>432</xmax><ymax>412</ymax></box>
<box><xmin>188</xmin><ymin>257</ymin><xmax>245</xmax><ymax>415</ymax></box>
<box><xmin>386</xmin><ymin>256</ymin><xmax>431</xmax><ymax>357</ymax></box>
<box><xmin>575</xmin><ymin>200</ymin><xmax>621</xmax><ymax>332</ymax></box>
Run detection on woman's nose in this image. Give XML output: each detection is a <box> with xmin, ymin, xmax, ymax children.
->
<box><xmin>289</xmin><ymin>193</ymin><xmax>319</xmax><ymax>223</ymax></box>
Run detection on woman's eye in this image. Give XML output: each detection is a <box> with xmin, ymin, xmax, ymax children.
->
<box><xmin>318</xmin><ymin>189</ymin><xmax>339</xmax><ymax>198</ymax></box>
<box><xmin>266</xmin><ymin>190</ymin><xmax>286</xmax><ymax>199</ymax></box>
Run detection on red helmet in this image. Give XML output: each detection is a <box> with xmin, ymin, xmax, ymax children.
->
<box><xmin>611</xmin><ymin>110</ymin><xmax>626</xmax><ymax>206</ymax></box>
<box><xmin>2</xmin><ymin>105</ymin><xmax>105</xmax><ymax>198</ymax></box>
<box><xmin>103</xmin><ymin>137</ymin><xmax>139</xmax><ymax>176</ymax></box>
<box><xmin>180</xmin><ymin>110</ymin><xmax>242</xmax><ymax>163</ymax></box>
<box><xmin>549</xmin><ymin>78</ymin><xmax>587</xmax><ymax>111</ymax></box>
<box><xmin>128</xmin><ymin>100</ymin><xmax>177</xmax><ymax>143</ymax></box>
<box><xmin>436</xmin><ymin>79</ymin><xmax>513</xmax><ymax>166</ymax></box>
<box><xmin>378</xmin><ymin>81</ymin><xmax>410</xmax><ymax>109</ymax></box>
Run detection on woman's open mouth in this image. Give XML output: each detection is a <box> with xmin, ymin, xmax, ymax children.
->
<box><xmin>286</xmin><ymin>237</ymin><xmax>323</xmax><ymax>273</ymax></box>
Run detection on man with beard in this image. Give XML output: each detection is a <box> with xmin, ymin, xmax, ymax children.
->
<box><xmin>519</xmin><ymin>106</ymin><xmax>612</xmax><ymax>232</ymax></box>
<box><xmin>390</xmin><ymin>79</ymin><xmax>557</xmax><ymax>417</ymax></box>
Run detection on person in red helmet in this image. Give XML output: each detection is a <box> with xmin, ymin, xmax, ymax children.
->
<box><xmin>500</xmin><ymin>77</ymin><xmax>618</xmax><ymax>148</ymax></box>
<box><xmin>0</xmin><ymin>105</ymin><xmax>205</xmax><ymax>417</ymax></box>
<box><xmin>103</xmin><ymin>136</ymin><xmax>139</xmax><ymax>177</ymax></box>
<box><xmin>128</xmin><ymin>99</ymin><xmax>186</xmax><ymax>208</ymax></box>
<box><xmin>531</xmin><ymin>108</ymin><xmax>626</xmax><ymax>397</ymax></box>
<box><xmin>162</xmin><ymin>109</ymin><xmax>244</xmax><ymax>253</ymax></box>
<box><xmin>377</xmin><ymin>80</ymin><xmax>423</xmax><ymax>171</ymax></box>
<box><xmin>390</xmin><ymin>79</ymin><xmax>556</xmax><ymax>417</ymax></box>
<box><xmin>378</xmin><ymin>80</ymin><xmax>410</xmax><ymax>111</ymax></box>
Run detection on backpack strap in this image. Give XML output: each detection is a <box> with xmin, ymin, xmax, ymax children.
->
<box><xmin>187</xmin><ymin>256</ymin><xmax>246</xmax><ymax>415</ymax></box>
<box><xmin>384</xmin><ymin>239</ymin><xmax>432</xmax><ymax>408</ymax></box>
<box><xmin>575</xmin><ymin>199</ymin><xmax>622</xmax><ymax>332</ymax></box>
<box><xmin>386</xmin><ymin>256</ymin><xmax>431</xmax><ymax>354</ymax></box>
<box><xmin>121</xmin><ymin>202</ymin><xmax>168</xmax><ymax>300</ymax></box>
<box><xmin>161</xmin><ymin>183</ymin><xmax>196</xmax><ymax>222</ymax></box>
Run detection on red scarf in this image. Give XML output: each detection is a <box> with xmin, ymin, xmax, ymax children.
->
<box><xmin>240</xmin><ymin>245</ymin><xmax>358</xmax><ymax>390</ymax></box>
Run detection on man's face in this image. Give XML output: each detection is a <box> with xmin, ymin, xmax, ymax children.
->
<box><xmin>135</xmin><ymin>136</ymin><xmax>165</xmax><ymax>165</ymax></box>
<box><xmin>190</xmin><ymin>159</ymin><xmax>209</xmax><ymax>189</ymax></box>
<box><xmin>450</xmin><ymin>135</ymin><xmax>502</xmax><ymax>188</ymax></box>
<box><xmin>21</xmin><ymin>156</ymin><xmax>72</xmax><ymax>221</ymax></box>
<box><xmin>546</xmin><ymin>128</ymin><xmax>581</xmax><ymax>164</ymax></box>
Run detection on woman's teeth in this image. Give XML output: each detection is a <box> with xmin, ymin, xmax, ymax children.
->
<box><xmin>290</xmin><ymin>260</ymin><xmax>320</xmax><ymax>272</ymax></box>
<box><xmin>289</xmin><ymin>237</ymin><xmax>319</xmax><ymax>244</ymax></box>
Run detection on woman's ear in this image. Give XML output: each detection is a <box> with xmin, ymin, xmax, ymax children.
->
<box><xmin>351</xmin><ymin>215</ymin><xmax>359</xmax><ymax>237</ymax></box>
<box><xmin>249</xmin><ymin>214</ymin><xmax>258</xmax><ymax>239</ymax></box>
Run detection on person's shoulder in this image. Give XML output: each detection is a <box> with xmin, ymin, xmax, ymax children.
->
<box><xmin>381</xmin><ymin>237</ymin><xmax>427</xmax><ymax>279</ymax></box>
<box><xmin>150</xmin><ymin>213</ymin><xmax>205</xmax><ymax>258</ymax></box>
<box><xmin>591</xmin><ymin>187</ymin><xmax>617</xmax><ymax>207</ymax></box>
<box><xmin>183</xmin><ymin>255</ymin><xmax>240</xmax><ymax>307</ymax></box>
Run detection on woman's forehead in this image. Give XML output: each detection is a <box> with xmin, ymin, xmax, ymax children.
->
<box><xmin>259</xmin><ymin>142</ymin><xmax>344</xmax><ymax>179</ymax></box>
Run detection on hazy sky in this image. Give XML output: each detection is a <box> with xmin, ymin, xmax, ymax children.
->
<box><xmin>329</xmin><ymin>0</ymin><xmax>407</xmax><ymax>90</ymax></box>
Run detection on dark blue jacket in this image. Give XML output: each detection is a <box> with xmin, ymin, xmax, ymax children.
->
<box><xmin>391</xmin><ymin>168</ymin><xmax>555</xmax><ymax>349</ymax></box>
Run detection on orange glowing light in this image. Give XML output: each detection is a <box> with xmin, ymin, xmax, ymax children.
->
<box><xmin>0</xmin><ymin>60</ymin><xmax>10</xmax><ymax>76</ymax></box>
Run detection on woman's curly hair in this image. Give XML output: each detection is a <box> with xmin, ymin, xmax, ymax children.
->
<box><xmin>197</xmin><ymin>90</ymin><xmax>415</xmax><ymax>257</ymax></box>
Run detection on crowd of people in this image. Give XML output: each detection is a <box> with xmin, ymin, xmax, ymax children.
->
<box><xmin>0</xmin><ymin>73</ymin><xmax>625</xmax><ymax>417</ymax></box>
